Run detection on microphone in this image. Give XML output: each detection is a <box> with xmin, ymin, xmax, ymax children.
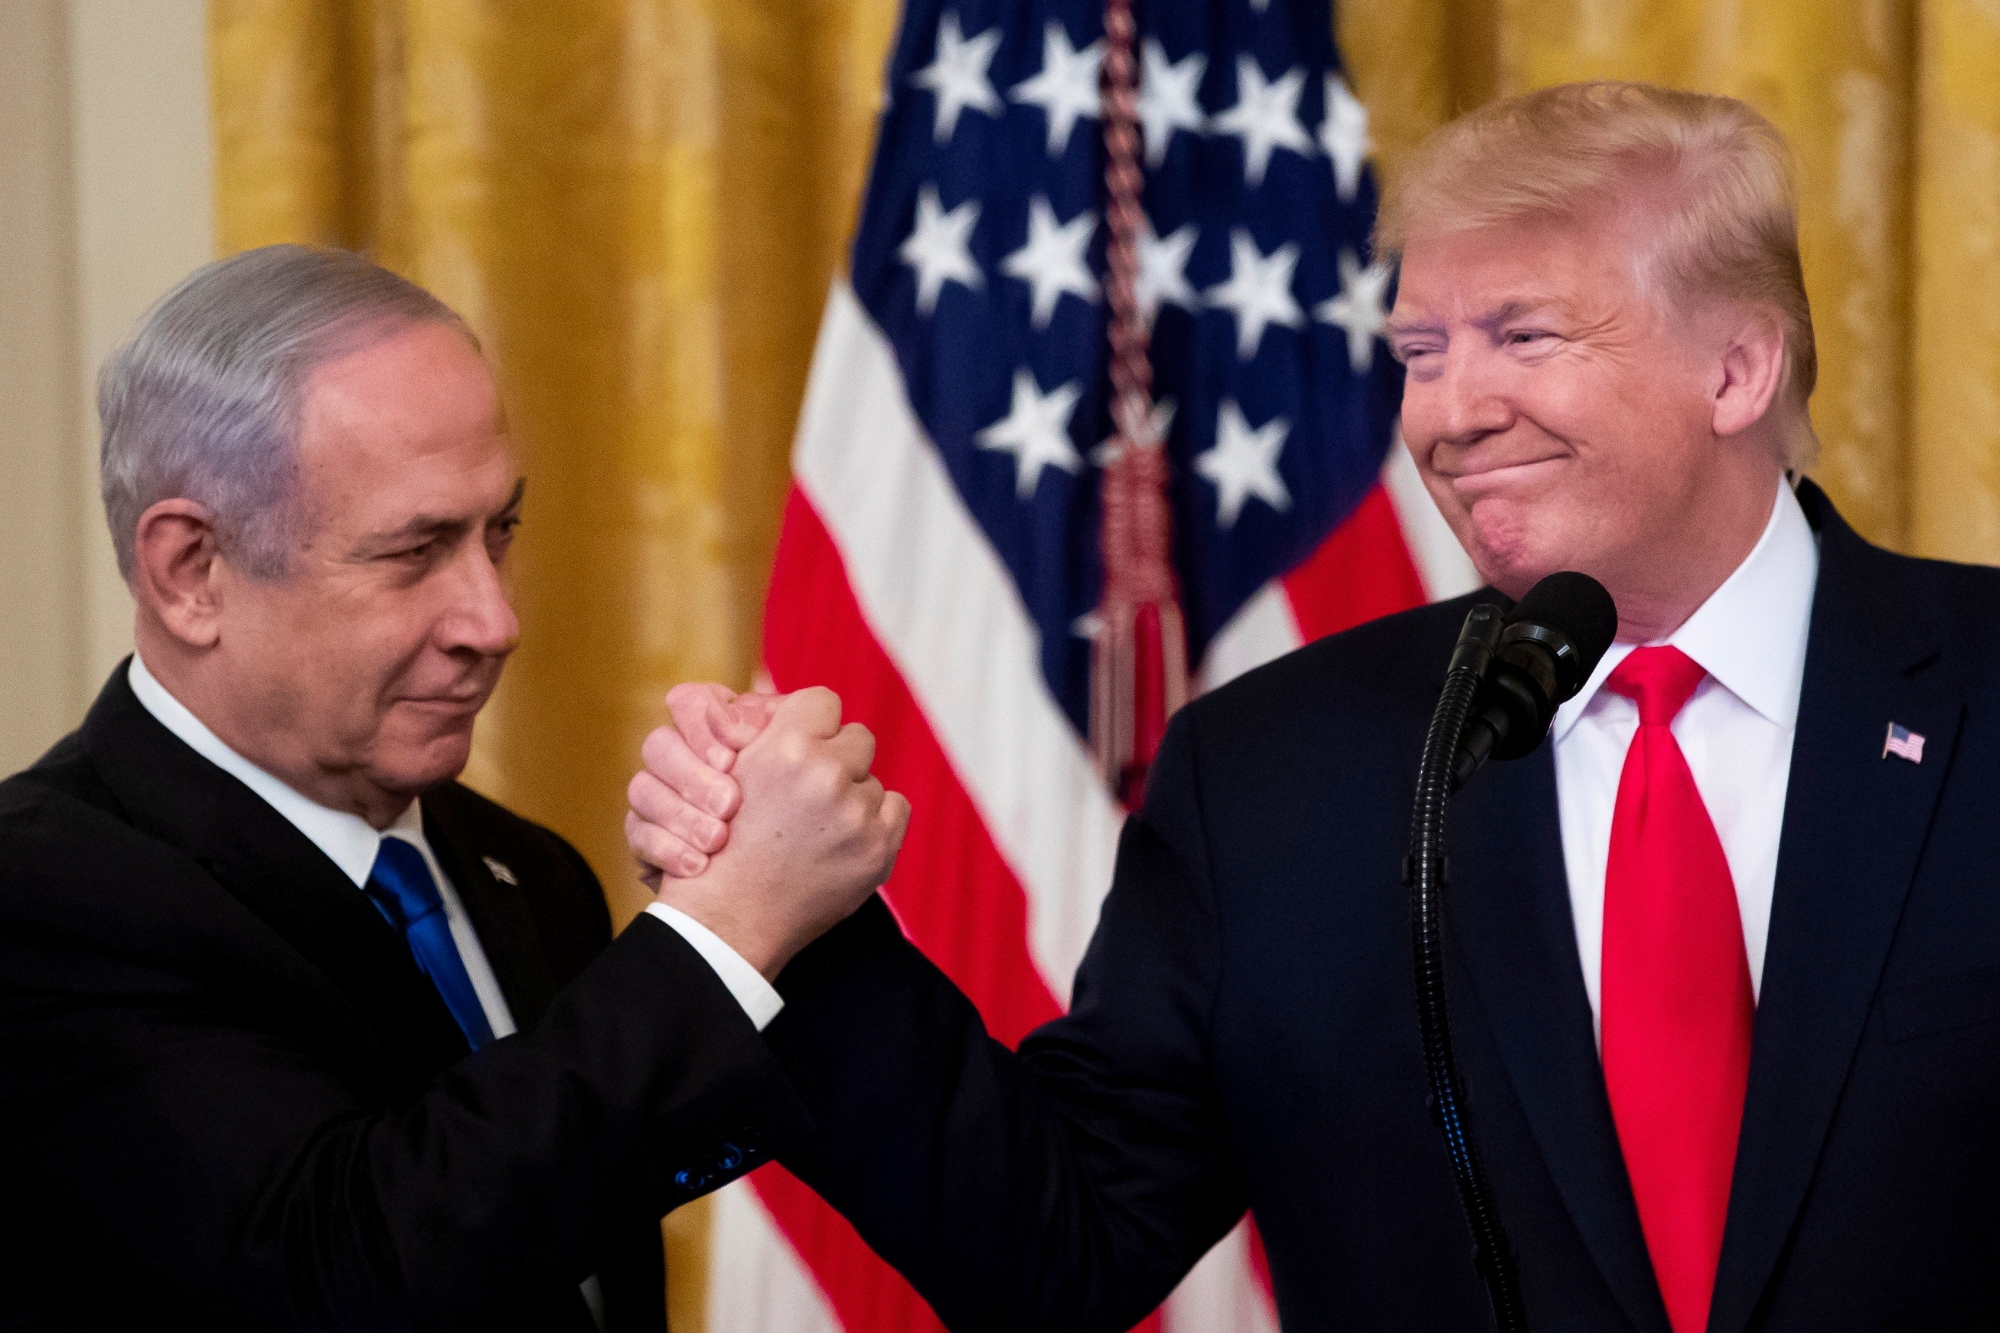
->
<box><xmin>1402</xmin><ymin>570</ymin><xmax>1617</xmax><ymax>1333</ymax></box>
<box><xmin>1450</xmin><ymin>572</ymin><xmax>1618</xmax><ymax>789</ymax></box>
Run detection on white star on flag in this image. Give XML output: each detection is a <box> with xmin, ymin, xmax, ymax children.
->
<box><xmin>1091</xmin><ymin>397</ymin><xmax>1176</xmax><ymax>467</ymax></box>
<box><xmin>1205</xmin><ymin>228</ymin><xmax>1304</xmax><ymax>360</ymax></box>
<box><xmin>1209</xmin><ymin>55</ymin><xmax>1313</xmax><ymax>187</ymax></box>
<box><xmin>977</xmin><ymin>368</ymin><xmax>1085</xmax><ymax>499</ymax></box>
<box><xmin>1134</xmin><ymin>216</ymin><xmax>1199</xmax><ymax>330</ymax></box>
<box><xmin>1320</xmin><ymin>73</ymin><xmax>1372</xmax><ymax>201</ymax></box>
<box><xmin>911</xmin><ymin>12</ymin><xmax>1003</xmax><ymax>144</ymax></box>
<box><xmin>1009</xmin><ymin>22</ymin><xmax>1103</xmax><ymax>156</ymax></box>
<box><xmin>1314</xmin><ymin>248</ymin><xmax>1393</xmax><ymax>372</ymax></box>
<box><xmin>1002</xmin><ymin>195</ymin><xmax>1098</xmax><ymax>328</ymax></box>
<box><xmin>1137</xmin><ymin>39</ymin><xmax>1206</xmax><ymax>169</ymax></box>
<box><xmin>1197</xmin><ymin>400</ymin><xmax>1293</xmax><ymax>529</ymax></box>
<box><xmin>899</xmin><ymin>185</ymin><xmax>983</xmax><ymax>315</ymax></box>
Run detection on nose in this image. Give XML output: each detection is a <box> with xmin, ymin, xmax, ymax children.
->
<box><xmin>441</xmin><ymin>543</ymin><xmax>520</xmax><ymax>658</ymax></box>
<box><xmin>1428</xmin><ymin>344</ymin><xmax>1513</xmax><ymax>450</ymax></box>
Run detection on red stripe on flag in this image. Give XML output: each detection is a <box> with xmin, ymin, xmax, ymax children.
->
<box><xmin>1280</xmin><ymin>483</ymin><xmax>1427</xmax><ymax>641</ymax></box>
<box><xmin>763</xmin><ymin>486</ymin><xmax>1064</xmax><ymax>1047</ymax></box>
<box><xmin>762</xmin><ymin>488</ymin><xmax>1179</xmax><ymax>1332</ymax></box>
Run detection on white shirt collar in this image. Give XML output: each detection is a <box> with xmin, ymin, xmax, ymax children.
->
<box><xmin>1552</xmin><ymin>474</ymin><xmax>1820</xmax><ymax>741</ymax></box>
<box><xmin>127</xmin><ymin>653</ymin><xmax>423</xmax><ymax>887</ymax></box>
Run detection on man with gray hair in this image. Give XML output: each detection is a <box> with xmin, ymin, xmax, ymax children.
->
<box><xmin>0</xmin><ymin>245</ymin><xmax>907</xmax><ymax>1330</ymax></box>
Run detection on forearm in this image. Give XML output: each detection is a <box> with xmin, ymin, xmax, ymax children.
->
<box><xmin>6</xmin><ymin>916</ymin><xmax>808</xmax><ymax>1330</ymax></box>
<box><xmin>360</xmin><ymin>915</ymin><xmax>805</xmax><ymax>1323</ymax></box>
<box><xmin>767</xmin><ymin>897</ymin><xmax>1240</xmax><ymax>1333</ymax></box>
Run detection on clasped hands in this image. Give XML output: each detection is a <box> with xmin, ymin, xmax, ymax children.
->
<box><xmin>626</xmin><ymin>684</ymin><xmax>908</xmax><ymax>981</ymax></box>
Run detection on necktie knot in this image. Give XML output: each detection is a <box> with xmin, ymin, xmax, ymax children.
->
<box><xmin>367</xmin><ymin>836</ymin><xmax>447</xmax><ymax>931</ymax></box>
<box><xmin>1605</xmin><ymin>645</ymin><xmax>1708</xmax><ymax>727</ymax></box>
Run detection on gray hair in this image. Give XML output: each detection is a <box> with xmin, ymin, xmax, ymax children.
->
<box><xmin>99</xmin><ymin>244</ymin><xmax>466</xmax><ymax>580</ymax></box>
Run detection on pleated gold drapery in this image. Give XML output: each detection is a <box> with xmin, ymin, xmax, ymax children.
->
<box><xmin>208</xmin><ymin>1</ymin><xmax>2000</xmax><ymax>1326</ymax></box>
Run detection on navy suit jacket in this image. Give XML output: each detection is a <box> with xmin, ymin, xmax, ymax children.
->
<box><xmin>0</xmin><ymin>666</ymin><xmax>809</xmax><ymax>1332</ymax></box>
<box><xmin>765</xmin><ymin>480</ymin><xmax>2000</xmax><ymax>1332</ymax></box>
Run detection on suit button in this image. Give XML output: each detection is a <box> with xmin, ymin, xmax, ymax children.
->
<box><xmin>717</xmin><ymin>1144</ymin><xmax>744</xmax><ymax>1172</ymax></box>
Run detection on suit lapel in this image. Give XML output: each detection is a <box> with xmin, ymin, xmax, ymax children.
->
<box><xmin>1708</xmin><ymin>494</ymin><xmax>1959</xmax><ymax>1333</ymax></box>
<box><xmin>424</xmin><ymin>805</ymin><xmax>561</xmax><ymax>1032</ymax></box>
<box><xmin>83</xmin><ymin>666</ymin><xmax>471</xmax><ymax>1088</ymax></box>
<box><xmin>1449</xmin><ymin>748</ymin><xmax>1672</xmax><ymax>1333</ymax></box>
<box><xmin>199</xmin><ymin>779</ymin><xmax>473</xmax><ymax>1080</ymax></box>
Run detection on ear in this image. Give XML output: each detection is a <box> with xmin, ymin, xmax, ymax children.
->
<box><xmin>132</xmin><ymin>499</ymin><xmax>227</xmax><ymax>649</ymax></box>
<box><xmin>1712</xmin><ymin>308</ymin><xmax>1787</xmax><ymax>439</ymax></box>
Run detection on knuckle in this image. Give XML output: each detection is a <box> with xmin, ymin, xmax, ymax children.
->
<box><xmin>629</xmin><ymin>772</ymin><xmax>674</xmax><ymax>822</ymax></box>
<box><xmin>808</xmin><ymin>762</ymin><xmax>844</xmax><ymax>804</ymax></box>
<box><xmin>686</xmin><ymin>812</ymin><xmax>725</xmax><ymax>851</ymax></box>
<box><xmin>640</xmin><ymin>724</ymin><xmax>678</xmax><ymax>768</ymax></box>
<box><xmin>631</xmin><ymin>825</ymin><xmax>674</xmax><ymax>867</ymax></box>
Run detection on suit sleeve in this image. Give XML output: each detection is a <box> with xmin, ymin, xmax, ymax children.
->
<box><xmin>764</xmin><ymin>705</ymin><xmax>1247</xmax><ymax>1333</ymax></box>
<box><xmin>0</xmin><ymin>800</ymin><xmax>812</xmax><ymax>1333</ymax></box>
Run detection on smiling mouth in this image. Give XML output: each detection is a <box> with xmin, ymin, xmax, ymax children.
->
<box><xmin>1446</xmin><ymin>456</ymin><xmax>1568</xmax><ymax>487</ymax></box>
<box><xmin>400</xmin><ymin>694</ymin><xmax>488</xmax><ymax>712</ymax></box>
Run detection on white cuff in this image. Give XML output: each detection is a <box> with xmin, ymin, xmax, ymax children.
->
<box><xmin>643</xmin><ymin>902</ymin><xmax>785</xmax><ymax>1031</ymax></box>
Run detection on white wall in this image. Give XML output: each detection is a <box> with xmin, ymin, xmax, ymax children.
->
<box><xmin>0</xmin><ymin>0</ymin><xmax>214</xmax><ymax>774</ymax></box>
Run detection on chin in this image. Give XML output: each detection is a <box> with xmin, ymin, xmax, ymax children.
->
<box><xmin>1459</xmin><ymin>516</ymin><xmax>1542</xmax><ymax>599</ymax></box>
<box><xmin>374</xmin><ymin>735</ymin><xmax>476</xmax><ymax>796</ymax></box>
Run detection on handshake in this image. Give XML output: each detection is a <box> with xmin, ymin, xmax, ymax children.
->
<box><xmin>625</xmin><ymin>684</ymin><xmax>909</xmax><ymax>981</ymax></box>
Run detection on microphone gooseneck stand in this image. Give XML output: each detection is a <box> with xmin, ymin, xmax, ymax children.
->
<box><xmin>1406</xmin><ymin>600</ymin><xmax>1529</xmax><ymax>1333</ymax></box>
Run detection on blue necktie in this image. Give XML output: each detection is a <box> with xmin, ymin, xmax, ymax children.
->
<box><xmin>366</xmin><ymin>836</ymin><xmax>495</xmax><ymax>1049</ymax></box>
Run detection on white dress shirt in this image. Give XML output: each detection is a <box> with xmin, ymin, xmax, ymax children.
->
<box><xmin>127</xmin><ymin>653</ymin><xmax>780</xmax><ymax>1030</ymax></box>
<box><xmin>1552</xmin><ymin>476</ymin><xmax>1820</xmax><ymax>1040</ymax></box>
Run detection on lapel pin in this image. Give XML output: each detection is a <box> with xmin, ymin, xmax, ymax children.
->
<box><xmin>482</xmin><ymin>856</ymin><xmax>519</xmax><ymax>886</ymax></box>
<box><xmin>1882</xmin><ymin>722</ymin><xmax>1925</xmax><ymax>764</ymax></box>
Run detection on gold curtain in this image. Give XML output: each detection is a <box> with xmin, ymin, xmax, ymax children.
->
<box><xmin>209</xmin><ymin>0</ymin><xmax>2000</xmax><ymax>1326</ymax></box>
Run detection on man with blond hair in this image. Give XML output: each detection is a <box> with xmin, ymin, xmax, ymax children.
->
<box><xmin>630</xmin><ymin>83</ymin><xmax>2000</xmax><ymax>1331</ymax></box>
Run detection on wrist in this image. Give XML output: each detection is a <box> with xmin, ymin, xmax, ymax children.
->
<box><xmin>651</xmin><ymin>883</ymin><xmax>789</xmax><ymax>980</ymax></box>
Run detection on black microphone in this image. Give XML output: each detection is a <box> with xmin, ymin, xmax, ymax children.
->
<box><xmin>1450</xmin><ymin>572</ymin><xmax>1618</xmax><ymax>789</ymax></box>
<box><xmin>1402</xmin><ymin>570</ymin><xmax>1617</xmax><ymax>1333</ymax></box>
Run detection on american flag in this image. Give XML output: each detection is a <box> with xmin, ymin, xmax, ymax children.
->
<box><xmin>717</xmin><ymin>1</ymin><xmax>1476</xmax><ymax>1329</ymax></box>
<box><xmin>1883</xmin><ymin>722</ymin><xmax>1924</xmax><ymax>763</ymax></box>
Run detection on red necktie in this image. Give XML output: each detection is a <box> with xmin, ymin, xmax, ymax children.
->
<box><xmin>1600</xmin><ymin>646</ymin><xmax>1754</xmax><ymax>1333</ymax></box>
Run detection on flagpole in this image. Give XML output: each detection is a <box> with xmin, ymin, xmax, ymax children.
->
<box><xmin>1093</xmin><ymin>0</ymin><xmax>1188</xmax><ymax>806</ymax></box>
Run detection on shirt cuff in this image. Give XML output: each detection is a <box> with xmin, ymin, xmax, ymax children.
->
<box><xmin>643</xmin><ymin>902</ymin><xmax>785</xmax><ymax>1031</ymax></box>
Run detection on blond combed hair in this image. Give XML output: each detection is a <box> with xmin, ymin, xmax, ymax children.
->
<box><xmin>1375</xmin><ymin>81</ymin><xmax>1819</xmax><ymax>470</ymax></box>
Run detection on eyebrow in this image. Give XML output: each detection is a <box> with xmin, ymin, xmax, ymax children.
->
<box><xmin>358</xmin><ymin>477</ymin><xmax>527</xmax><ymax>552</ymax></box>
<box><xmin>1383</xmin><ymin>316</ymin><xmax>1443</xmax><ymax>341</ymax></box>
<box><xmin>1384</xmin><ymin>296</ymin><xmax>1573</xmax><ymax>342</ymax></box>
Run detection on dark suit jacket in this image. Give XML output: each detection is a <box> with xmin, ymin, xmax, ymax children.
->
<box><xmin>764</xmin><ymin>480</ymin><xmax>2000</xmax><ymax>1332</ymax></box>
<box><xmin>0</xmin><ymin>665</ymin><xmax>809</xmax><ymax>1332</ymax></box>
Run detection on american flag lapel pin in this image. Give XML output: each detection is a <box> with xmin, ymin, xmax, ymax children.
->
<box><xmin>1883</xmin><ymin>722</ymin><xmax>1925</xmax><ymax>764</ymax></box>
